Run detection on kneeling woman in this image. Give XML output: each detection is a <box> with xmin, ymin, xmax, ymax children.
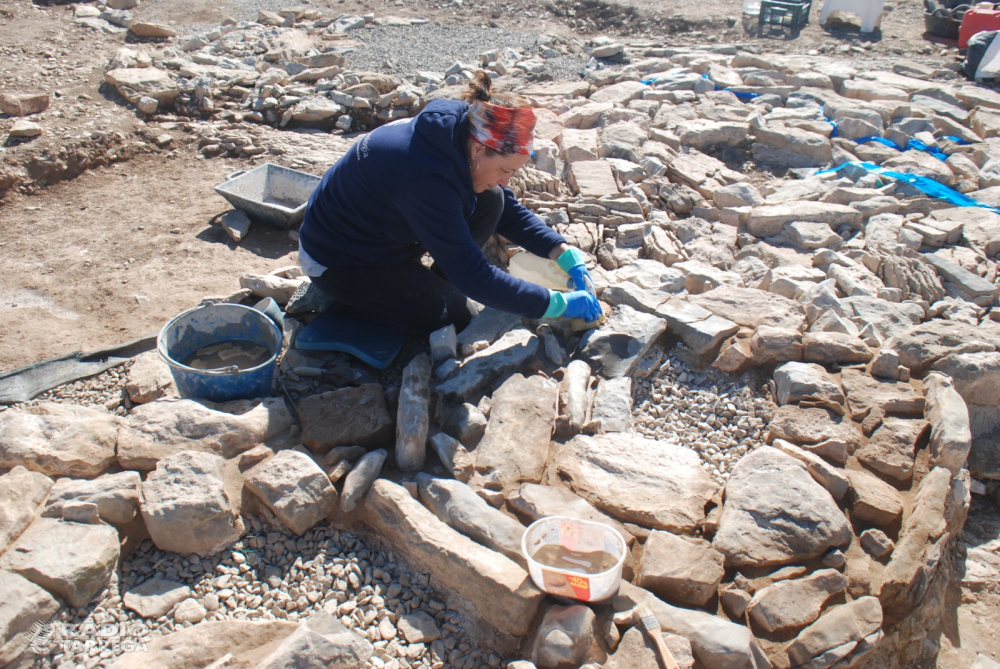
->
<box><xmin>297</xmin><ymin>71</ymin><xmax>601</xmax><ymax>336</ymax></box>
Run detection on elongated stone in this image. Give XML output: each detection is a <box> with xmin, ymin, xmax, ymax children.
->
<box><xmin>364</xmin><ymin>480</ymin><xmax>543</xmax><ymax>636</ymax></box>
<box><xmin>416</xmin><ymin>474</ymin><xmax>527</xmax><ymax>567</ymax></box>
<box><xmin>340</xmin><ymin>449</ymin><xmax>387</xmax><ymax>513</ymax></box>
<box><xmin>429</xmin><ymin>432</ymin><xmax>474</xmax><ymax>482</ymax></box>
<box><xmin>396</xmin><ymin>354</ymin><xmax>431</xmax><ymax>470</ymax></box>
<box><xmin>559</xmin><ymin>360</ymin><xmax>592</xmax><ymax>436</ymax></box>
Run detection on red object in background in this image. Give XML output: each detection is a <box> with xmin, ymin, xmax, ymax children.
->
<box><xmin>959</xmin><ymin>5</ymin><xmax>1000</xmax><ymax>48</ymax></box>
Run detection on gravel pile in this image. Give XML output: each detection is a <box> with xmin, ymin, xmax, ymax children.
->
<box><xmin>0</xmin><ymin>363</ymin><xmax>132</xmax><ymax>417</ymax></box>
<box><xmin>341</xmin><ymin>24</ymin><xmax>591</xmax><ymax>83</ymax></box>
<box><xmin>41</xmin><ymin>519</ymin><xmax>493</xmax><ymax>669</ymax></box>
<box><xmin>633</xmin><ymin>345</ymin><xmax>772</xmax><ymax>483</ymax></box>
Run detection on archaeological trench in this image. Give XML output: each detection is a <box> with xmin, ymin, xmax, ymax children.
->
<box><xmin>2</xmin><ymin>7</ymin><xmax>1000</xmax><ymax>669</ymax></box>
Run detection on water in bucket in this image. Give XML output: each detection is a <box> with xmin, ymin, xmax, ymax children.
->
<box><xmin>183</xmin><ymin>340</ymin><xmax>271</xmax><ymax>370</ymax></box>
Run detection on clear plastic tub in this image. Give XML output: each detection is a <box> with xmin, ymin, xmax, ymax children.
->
<box><xmin>521</xmin><ymin>516</ymin><xmax>627</xmax><ymax>602</ymax></box>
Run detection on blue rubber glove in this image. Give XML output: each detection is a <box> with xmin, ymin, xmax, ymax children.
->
<box><xmin>557</xmin><ymin>247</ymin><xmax>596</xmax><ymax>296</ymax></box>
<box><xmin>543</xmin><ymin>290</ymin><xmax>602</xmax><ymax>322</ymax></box>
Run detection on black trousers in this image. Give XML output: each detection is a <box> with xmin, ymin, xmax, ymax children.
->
<box><xmin>310</xmin><ymin>186</ymin><xmax>504</xmax><ymax>336</ymax></box>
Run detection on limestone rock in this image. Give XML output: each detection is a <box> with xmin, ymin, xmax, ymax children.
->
<box><xmin>245</xmin><ymin>450</ymin><xmax>338</xmax><ymax>534</ymax></box>
<box><xmin>126</xmin><ymin>350</ymin><xmax>175</xmax><ymax>404</ymax></box>
<box><xmin>714</xmin><ymin>447</ymin><xmax>851</xmax><ymax>568</ymax></box>
<box><xmin>591</xmin><ymin>377</ymin><xmax>633</xmax><ymax>433</ymax></box>
<box><xmin>474</xmin><ymin>374</ymin><xmax>556</xmax><ymax>488</ymax></box>
<box><xmin>656</xmin><ymin>298</ymin><xmax>739</xmax><ymax>355</ymax></box>
<box><xmin>552</xmin><ymin>433</ymin><xmax>717</xmax><ymax>533</ymax></box>
<box><xmin>507</xmin><ymin>483</ymin><xmax>634</xmax><ymax>548</ymax></box>
<box><xmin>689</xmin><ymin>285</ymin><xmax>806</xmax><ymax>332</ymax></box>
<box><xmin>256</xmin><ymin>611</ymin><xmax>373</xmax><ymax>669</ymax></box>
<box><xmin>0</xmin><ymin>91</ymin><xmax>50</xmax><ymax>116</ymax></box>
<box><xmin>1</xmin><ymin>518</ymin><xmax>119</xmax><ymax>607</ymax></box>
<box><xmin>768</xmin><ymin>406</ymin><xmax>862</xmax><ymax>463</ymax></box>
<box><xmin>637</xmin><ymin>531</ymin><xmax>725</xmax><ymax>607</ymax></box>
<box><xmin>532</xmin><ymin>604</ymin><xmax>596</xmax><ymax>668</ymax></box>
<box><xmin>129</xmin><ymin>22</ymin><xmax>177</xmax><ymax>37</ymax></box>
<box><xmin>364</xmin><ymin>479</ymin><xmax>543</xmax><ymax>636</ymax></box>
<box><xmin>923</xmin><ymin>372</ymin><xmax>972</xmax><ymax>475</ymax></box>
<box><xmin>750</xmin><ymin>326</ymin><xmax>803</xmax><ymax>366</ymax></box>
<box><xmin>396</xmin><ymin>354</ymin><xmax>431</xmax><ymax>470</ymax></box>
<box><xmin>784</xmin><ymin>597</ymin><xmax>883</xmax><ymax>669</ymax></box>
<box><xmin>0</xmin><ymin>403</ymin><xmax>118</xmax><ymax>478</ymax></box>
<box><xmin>123</xmin><ymin>578</ymin><xmax>193</xmax><ymax>619</ymax></box>
<box><xmin>840</xmin><ymin>368</ymin><xmax>924</xmax><ymax>421</ymax></box>
<box><xmin>220</xmin><ymin>209</ymin><xmax>252</xmax><ymax>243</ymax></box>
<box><xmin>119</xmin><ymin>398</ymin><xmax>293</xmax><ymax>470</ymax></box>
<box><xmin>0</xmin><ymin>466</ymin><xmax>52</xmax><ymax>555</ymax></box>
<box><xmin>860</xmin><ymin>529</ymin><xmax>894</xmax><ymax>559</ymax></box>
<box><xmin>604</xmin><ymin>627</ymin><xmax>694</xmax><ymax>669</ymax></box>
<box><xmin>110</xmin><ymin>620</ymin><xmax>300</xmax><ymax>669</ymax></box>
<box><xmin>856</xmin><ymin>418</ymin><xmax>926</xmax><ymax>484</ymax></box>
<box><xmin>774</xmin><ymin>361</ymin><xmax>846</xmax><ymax>410</ymax></box>
<box><xmin>576</xmin><ymin>305</ymin><xmax>666</xmax><ymax>378</ymax></box>
<box><xmin>436</xmin><ymin>328</ymin><xmax>539</xmax><ymax>404</ymax></box>
<box><xmin>614</xmin><ymin>582</ymin><xmax>766</xmax><ymax>669</ymax></box>
<box><xmin>340</xmin><ymin>448</ymin><xmax>386</xmax><ymax>513</ymax></box>
<box><xmin>104</xmin><ymin>67</ymin><xmax>179</xmax><ymax>104</ymax></box>
<box><xmin>441</xmin><ymin>403</ymin><xmax>488</xmax><ymax>448</ymax></box>
<box><xmin>747</xmin><ymin>569</ymin><xmax>847</xmax><ymax>634</ymax></box>
<box><xmin>417</xmin><ymin>474</ymin><xmax>526</xmax><ymax>566</ymax></box>
<box><xmin>44</xmin><ymin>470</ymin><xmax>141</xmax><ymax>526</ymax></box>
<box><xmin>397</xmin><ymin>611</ymin><xmax>440</xmax><ymax>644</ymax></box>
<box><xmin>298</xmin><ymin>385</ymin><xmax>392</xmax><ymax>453</ymax></box>
<box><xmin>771</xmin><ymin>439</ymin><xmax>850</xmax><ymax>501</ymax></box>
<box><xmin>140</xmin><ymin>450</ymin><xmax>242</xmax><ymax>555</ymax></box>
<box><xmin>569</xmin><ymin>161</ymin><xmax>620</xmax><ymax>197</ymax></box>
<box><xmin>885</xmin><ymin>320</ymin><xmax>999</xmax><ymax>376</ymax></box>
<box><xmin>746</xmin><ymin>202</ymin><xmax>861</xmax><ymax>238</ymax></box>
<box><xmin>933</xmin><ymin>351</ymin><xmax>1000</xmax><ymax>438</ymax></box>
<box><xmin>428</xmin><ymin>432</ymin><xmax>474</xmax><ymax>482</ymax></box>
<box><xmin>803</xmin><ymin>332</ymin><xmax>873</xmax><ymax>365</ymax></box>
<box><xmin>847</xmin><ymin>469</ymin><xmax>903</xmax><ymax>528</ymax></box>
<box><xmin>0</xmin><ymin>571</ymin><xmax>60</xmax><ymax>666</ymax></box>
<box><xmin>878</xmin><ymin>467</ymin><xmax>969</xmax><ymax>620</ymax></box>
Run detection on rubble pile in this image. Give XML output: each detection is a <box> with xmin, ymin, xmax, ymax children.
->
<box><xmin>3</xmin><ymin>11</ymin><xmax>1000</xmax><ymax>669</ymax></box>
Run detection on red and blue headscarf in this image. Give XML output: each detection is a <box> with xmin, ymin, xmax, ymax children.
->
<box><xmin>468</xmin><ymin>100</ymin><xmax>536</xmax><ymax>156</ymax></box>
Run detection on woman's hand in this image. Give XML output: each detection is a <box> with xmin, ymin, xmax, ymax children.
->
<box><xmin>555</xmin><ymin>247</ymin><xmax>596</xmax><ymax>296</ymax></box>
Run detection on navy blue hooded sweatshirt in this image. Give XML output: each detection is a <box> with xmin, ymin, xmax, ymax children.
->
<box><xmin>299</xmin><ymin>99</ymin><xmax>567</xmax><ymax>320</ymax></box>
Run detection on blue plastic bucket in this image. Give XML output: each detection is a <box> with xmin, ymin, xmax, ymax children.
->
<box><xmin>156</xmin><ymin>302</ymin><xmax>282</xmax><ymax>402</ymax></box>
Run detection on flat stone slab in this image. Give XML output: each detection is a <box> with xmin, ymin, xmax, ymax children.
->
<box><xmin>0</xmin><ymin>402</ymin><xmax>118</xmax><ymax>478</ymax></box>
<box><xmin>44</xmin><ymin>470</ymin><xmax>141</xmax><ymax>526</ymax></box>
<box><xmin>840</xmin><ymin>369</ymin><xmax>924</xmax><ymax>421</ymax></box>
<box><xmin>0</xmin><ymin>466</ymin><xmax>52</xmax><ymax>555</ymax></box>
<box><xmin>437</xmin><ymin>328</ymin><xmax>539</xmax><ymax>404</ymax></box>
<box><xmin>244</xmin><ymin>450</ymin><xmax>338</xmax><ymax>535</ymax></box>
<box><xmin>1</xmin><ymin>518</ymin><xmax>119</xmax><ymax>607</ymax></box>
<box><xmin>568</xmin><ymin>160</ymin><xmax>619</xmax><ymax>197</ymax></box>
<box><xmin>364</xmin><ymin>479</ymin><xmax>543</xmax><ymax>637</ymax></box>
<box><xmin>847</xmin><ymin>469</ymin><xmax>903</xmax><ymax>527</ymax></box>
<box><xmin>767</xmin><ymin>405</ymin><xmax>862</xmax><ymax>458</ymax></box>
<box><xmin>0</xmin><ymin>570</ymin><xmax>60</xmax><ymax>666</ymax></box>
<box><xmin>123</xmin><ymin>577</ymin><xmax>193</xmax><ymax>618</ymax></box>
<box><xmin>577</xmin><ymin>304</ymin><xmax>666</xmax><ymax>377</ymax></box>
<box><xmin>885</xmin><ymin>319</ymin><xmax>999</xmax><ymax>376</ymax></box>
<box><xmin>473</xmin><ymin>374</ymin><xmax>556</xmax><ymax>488</ymax></box>
<box><xmin>856</xmin><ymin>418</ymin><xmax>926</xmax><ymax>484</ymax></box>
<box><xmin>656</xmin><ymin>298</ymin><xmax>739</xmax><ymax>355</ymax></box>
<box><xmin>746</xmin><ymin>202</ymin><xmax>862</xmax><ymax>238</ymax></box>
<box><xmin>119</xmin><ymin>398</ymin><xmax>293</xmax><ymax>470</ymax></box>
<box><xmin>298</xmin><ymin>384</ymin><xmax>393</xmax><ymax>453</ymax></box>
<box><xmin>785</xmin><ymin>597</ymin><xmax>883</xmax><ymax>669</ymax></box>
<box><xmin>551</xmin><ymin>433</ymin><xmax>718</xmax><ymax>533</ymax></box>
<box><xmin>713</xmin><ymin>447</ymin><xmax>851</xmax><ymax>568</ymax></box>
<box><xmin>637</xmin><ymin>531</ymin><xmax>725</xmax><ymax>608</ymax></box>
<box><xmin>689</xmin><ymin>286</ymin><xmax>806</xmax><ymax>332</ymax></box>
<box><xmin>747</xmin><ymin>568</ymin><xmax>847</xmax><ymax>634</ymax></box>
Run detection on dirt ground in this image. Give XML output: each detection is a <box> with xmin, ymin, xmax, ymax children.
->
<box><xmin>0</xmin><ymin>0</ymin><xmax>998</xmax><ymax>664</ymax></box>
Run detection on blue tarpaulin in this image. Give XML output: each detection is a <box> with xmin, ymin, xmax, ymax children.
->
<box><xmin>816</xmin><ymin>161</ymin><xmax>1000</xmax><ymax>215</ymax></box>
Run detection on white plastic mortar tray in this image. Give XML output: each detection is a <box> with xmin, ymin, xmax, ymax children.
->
<box><xmin>214</xmin><ymin>163</ymin><xmax>321</xmax><ymax>229</ymax></box>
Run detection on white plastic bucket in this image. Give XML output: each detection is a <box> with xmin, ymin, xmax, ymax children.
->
<box><xmin>521</xmin><ymin>516</ymin><xmax>627</xmax><ymax>602</ymax></box>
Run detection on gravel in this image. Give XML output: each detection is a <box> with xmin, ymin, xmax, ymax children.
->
<box><xmin>339</xmin><ymin>24</ymin><xmax>591</xmax><ymax>82</ymax></box>
<box><xmin>36</xmin><ymin>519</ymin><xmax>496</xmax><ymax>669</ymax></box>
<box><xmin>632</xmin><ymin>343</ymin><xmax>773</xmax><ymax>484</ymax></box>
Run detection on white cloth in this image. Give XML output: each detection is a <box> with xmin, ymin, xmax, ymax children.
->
<box><xmin>297</xmin><ymin>238</ymin><xmax>328</xmax><ymax>277</ymax></box>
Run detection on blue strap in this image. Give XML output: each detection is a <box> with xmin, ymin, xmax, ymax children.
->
<box><xmin>942</xmin><ymin>135</ymin><xmax>973</xmax><ymax>145</ymax></box>
<box><xmin>907</xmin><ymin>138</ymin><xmax>948</xmax><ymax>162</ymax></box>
<box><xmin>815</xmin><ymin>161</ymin><xmax>1000</xmax><ymax>215</ymax></box>
<box><xmin>641</xmin><ymin>73</ymin><xmax>761</xmax><ymax>101</ymax></box>
<box><xmin>855</xmin><ymin>136</ymin><xmax>905</xmax><ymax>151</ymax></box>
